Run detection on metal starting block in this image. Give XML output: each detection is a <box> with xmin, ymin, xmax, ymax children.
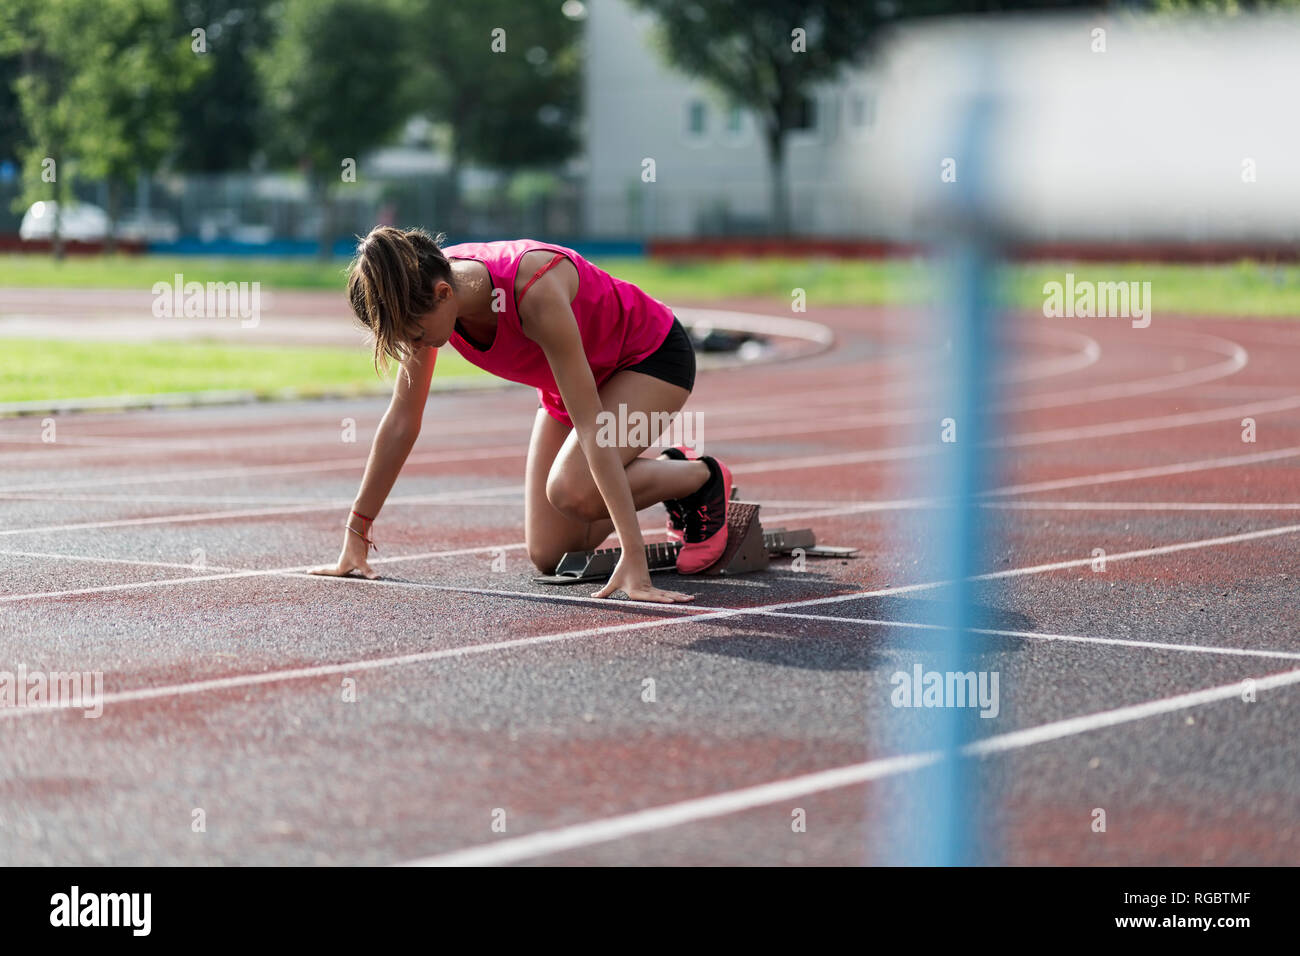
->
<box><xmin>534</xmin><ymin>502</ymin><xmax>859</xmax><ymax>585</ymax></box>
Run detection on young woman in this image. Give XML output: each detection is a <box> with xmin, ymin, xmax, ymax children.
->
<box><xmin>310</xmin><ymin>226</ymin><xmax>732</xmax><ymax>604</ymax></box>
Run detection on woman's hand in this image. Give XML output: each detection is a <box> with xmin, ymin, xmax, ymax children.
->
<box><xmin>309</xmin><ymin>527</ymin><xmax>379</xmax><ymax>580</ymax></box>
<box><xmin>592</xmin><ymin>552</ymin><xmax>694</xmax><ymax>603</ymax></box>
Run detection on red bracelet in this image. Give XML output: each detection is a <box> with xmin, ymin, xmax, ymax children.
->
<box><xmin>346</xmin><ymin>510</ymin><xmax>378</xmax><ymax>553</ymax></box>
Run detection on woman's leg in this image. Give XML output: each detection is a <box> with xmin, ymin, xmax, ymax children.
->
<box><xmin>544</xmin><ymin>369</ymin><xmax>710</xmax><ymax>526</ymax></box>
<box><xmin>524</xmin><ymin>407</ymin><xmax>618</xmax><ymax>574</ymax></box>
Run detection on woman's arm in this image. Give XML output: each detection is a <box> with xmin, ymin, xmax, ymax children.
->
<box><xmin>310</xmin><ymin>346</ymin><xmax>436</xmax><ymax>578</ymax></box>
<box><xmin>521</xmin><ymin>280</ymin><xmax>692</xmax><ymax>603</ymax></box>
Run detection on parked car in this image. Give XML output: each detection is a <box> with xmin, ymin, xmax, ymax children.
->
<box><xmin>114</xmin><ymin>210</ymin><xmax>180</xmax><ymax>243</ymax></box>
<box><xmin>18</xmin><ymin>201</ymin><xmax>111</xmax><ymax>241</ymax></box>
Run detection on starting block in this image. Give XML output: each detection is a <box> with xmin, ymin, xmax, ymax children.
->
<box><xmin>534</xmin><ymin>502</ymin><xmax>858</xmax><ymax>585</ymax></box>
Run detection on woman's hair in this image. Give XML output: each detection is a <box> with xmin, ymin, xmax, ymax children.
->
<box><xmin>347</xmin><ymin>225</ymin><xmax>454</xmax><ymax>373</ymax></box>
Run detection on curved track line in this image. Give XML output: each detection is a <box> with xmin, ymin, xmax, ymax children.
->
<box><xmin>0</xmin><ymin>325</ymin><xmax>1260</xmax><ymax>487</ymax></box>
<box><xmin>7</xmin><ymin>437</ymin><xmax>1299</xmax><ymax>540</ymax></box>
<box><xmin>997</xmin><ymin>328</ymin><xmax>1247</xmax><ymax>412</ymax></box>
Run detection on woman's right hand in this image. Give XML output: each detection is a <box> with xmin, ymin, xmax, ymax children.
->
<box><xmin>309</xmin><ymin>528</ymin><xmax>379</xmax><ymax>579</ymax></box>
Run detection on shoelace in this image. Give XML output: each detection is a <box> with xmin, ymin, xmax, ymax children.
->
<box><xmin>665</xmin><ymin>498</ymin><xmax>687</xmax><ymax>527</ymax></box>
<box><xmin>683</xmin><ymin>501</ymin><xmax>712</xmax><ymax>541</ymax></box>
<box><xmin>345</xmin><ymin>509</ymin><xmax>378</xmax><ymax>554</ymax></box>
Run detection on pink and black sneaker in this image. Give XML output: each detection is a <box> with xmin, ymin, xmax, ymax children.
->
<box><xmin>658</xmin><ymin>445</ymin><xmax>700</xmax><ymax>542</ymax></box>
<box><xmin>675</xmin><ymin>455</ymin><xmax>732</xmax><ymax>574</ymax></box>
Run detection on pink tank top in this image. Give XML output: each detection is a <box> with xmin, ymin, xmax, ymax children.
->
<box><xmin>441</xmin><ymin>240</ymin><xmax>675</xmax><ymax>427</ymax></box>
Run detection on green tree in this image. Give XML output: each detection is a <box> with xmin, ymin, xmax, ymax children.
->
<box><xmin>258</xmin><ymin>0</ymin><xmax>419</xmax><ymax>256</ymax></box>
<box><xmin>1</xmin><ymin>0</ymin><xmax>205</xmax><ymax>256</ymax></box>
<box><xmin>629</xmin><ymin>0</ymin><xmax>1112</xmax><ymax>235</ymax></box>
<box><xmin>628</xmin><ymin>0</ymin><xmax>875</xmax><ymax>236</ymax></box>
<box><xmin>403</xmin><ymin>0</ymin><xmax>582</xmax><ymax>235</ymax></box>
<box><xmin>1</xmin><ymin>0</ymin><xmax>94</xmax><ymax>256</ymax></box>
<box><xmin>76</xmin><ymin>0</ymin><xmax>207</xmax><ymax>251</ymax></box>
<box><xmin>172</xmin><ymin>0</ymin><xmax>278</xmax><ymax>173</ymax></box>
<box><xmin>0</xmin><ymin>53</ymin><xmax>22</xmax><ymax>164</ymax></box>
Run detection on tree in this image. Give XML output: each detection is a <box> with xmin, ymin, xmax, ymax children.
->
<box><xmin>403</xmin><ymin>0</ymin><xmax>582</xmax><ymax>235</ymax></box>
<box><xmin>75</xmin><ymin>0</ymin><xmax>207</xmax><ymax>251</ymax></box>
<box><xmin>172</xmin><ymin>0</ymin><xmax>279</xmax><ymax>173</ymax></box>
<box><xmin>629</xmin><ymin>0</ymin><xmax>1111</xmax><ymax>235</ymax></box>
<box><xmin>1</xmin><ymin>0</ymin><xmax>96</xmax><ymax>256</ymax></box>
<box><xmin>258</xmin><ymin>0</ymin><xmax>420</xmax><ymax>256</ymax></box>
<box><xmin>628</xmin><ymin>0</ymin><xmax>875</xmax><ymax>236</ymax></box>
<box><xmin>0</xmin><ymin>0</ymin><xmax>205</xmax><ymax>256</ymax></box>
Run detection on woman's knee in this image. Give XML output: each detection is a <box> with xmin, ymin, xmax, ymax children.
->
<box><xmin>545</xmin><ymin>470</ymin><xmax>605</xmax><ymax>523</ymax></box>
<box><xmin>528</xmin><ymin>543</ymin><xmax>564</xmax><ymax>576</ymax></box>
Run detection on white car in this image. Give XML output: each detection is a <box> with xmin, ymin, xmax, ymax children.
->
<box><xmin>18</xmin><ymin>201</ymin><xmax>111</xmax><ymax>241</ymax></box>
<box><xmin>115</xmin><ymin>210</ymin><xmax>180</xmax><ymax>243</ymax></box>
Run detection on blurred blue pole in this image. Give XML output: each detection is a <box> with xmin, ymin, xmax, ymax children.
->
<box><xmin>888</xmin><ymin>68</ymin><xmax>999</xmax><ymax>867</ymax></box>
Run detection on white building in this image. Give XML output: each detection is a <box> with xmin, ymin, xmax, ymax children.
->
<box><xmin>581</xmin><ymin>0</ymin><xmax>875</xmax><ymax>238</ymax></box>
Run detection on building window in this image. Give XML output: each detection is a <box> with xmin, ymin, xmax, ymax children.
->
<box><xmin>722</xmin><ymin>104</ymin><xmax>751</xmax><ymax>146</ymax></box>
<box><xmin>849</xmin><ymin>93</ymin><xmax>874</xmax><ymax>129</ymax></box>
<box><xmin>685</xmin><ymin>100</ymin><xmax>708</xmax><ymax>140</ymax></box>
<box><xmin>790</xmin><ymin>95</ymin><xmax>817</xmax><ymax>132</ymax></box>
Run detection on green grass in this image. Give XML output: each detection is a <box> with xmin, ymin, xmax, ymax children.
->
<box><xmin>5</xmin><ymin>253</ymin><xmax>1295</xmax><ymax>406</ymax></box>
<box><xmin>0</xmin><ymin>254</ymin><xmax>354</xmax><ymax>291</ymax></box>
<box><xmin>594</xmin><ymin>256</ymin><xmax>920</xmax><ymax>307</ymax></box>
<box><xmin>4</xmin><ymin>252</ymin><xmax>1300</xmax><ymax>317</ymax></box>
<box><xmin>999</xmin><ymin>260</ymin><xmax>1300</xmax><ymax>319</ymax></box>
<box><xmin>612</xmin><ymin>256</ymin><xmax>1300</xmax><ymax>317</ymax></box>
<box><xmin>0</xmin><ymin>338</ymin><xmax>485</xmax><ymax>404</ymax></box>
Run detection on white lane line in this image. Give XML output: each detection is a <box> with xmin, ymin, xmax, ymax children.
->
<box><xmin>5</xmin><ymin>487</ymin><xmax>1300</xmax><ymax>607</ymax></box>
<box><xmin>284</xmin><ymin>576</ymin><xmax>1300</xmax><ymax>662</ymax></box>
<box><xmin>0</xmin><ymin>328</ymin><xmax>1257</xmax><ymax>492</ymax></box>
<box><xmin>998</xmin><ymin>326</ymin><xmax>1102</xmax><ymax>383</ymax></box>
<box><xmin>4</xmin><ymin>519</ymin><xmax>1299</xmax><ymax>715</ymax></box>
<box><xmin>0</xmin><ymin>483</ymin><xmax>526</xmax><ymax>537</ymax></box>
<box><xmin>0</xmin><ymin>618</ymin><xmax>692</xmax><ymax>721</ymax></box>
<box><xmin>16</xmin><ymin>397</ymin><xmax>1297</xmax><ymax>537</ymax></box>
<box><xmin>997</xmin><ymin>329</ymin><xmax>1247</xmax><ymax>411</ymax></box>
<box><xmin>738</xmin><ymin>499</ymin><xmax>1300</xmax><ymax>513</ymax></box>
<box><xmin>0</xmin><ymin>542</ymin><xmax>527</xmax><ymax>605</ymax></box>
<box><xmin>986</xmin><ymin>444</ymin><xmax>1300</xmax><ymax>497</ymax></box>
<box><xmin>0</xmin><ymin>599</ymin><xmax>797</xmax><ymax>719</ymax></box>
<box><xmin>982</xmin><ymin>500</ymin><xmax>1300</xmax><ymax>512</ymax></box>
<box><xmin>0</xmin><ymin>327</ymin><xmax>1084</xmax><ymax>467</ymax></box>
<box><xmin>995</xmin><ymin>395</ymin><xmax>1300</xmax><ymax>449</ymax></box>
<box><xmin>12</xmin><ymin>385</ymin><xmax>1300</xmax><ymax>512</ymax></box>
<box><xmin>630</xmin><ymin>381</ymin><xmax>1300</xmax><ymax>450</ymax></box>
<box><xmin>727</xmin><ymin>394</ymin><xmax>1300</xmax><ymax>476</ymax></box>
<box><xmin>745</xmin><ymin>446</ymin><xmax>1300</xmax><ymax>526</ymax></box>
<box><xmin>0</xmin><ymin>549</ymin><xmax>235</xmax><ymax>574</ymax></box>
<box><xmin>7</xmin><ymin>542</ymin><xmax>1295</xmax><ymax>664</ymax></box>
<box><xmin>0</xmin><ymin>490</ymin><xmax>521</xmax><ymax>507</ymax></box>
<box><xmin>397</xmin><ymin>666</ymin><xmax>1300</xmax><ymax>866</ymax></box>
<box><xmin>781</xmin><ymin>521</ymin><xmax>1300</xmax><ymax>595</ymax></box>
<box><xmin>1</xmin><ymin>442</ymin><xmax>527</xmax><ymax>494</ymax></box>
<box><xmin>398</xmin><ymin>751</ymin><xmax>944</xmax><ymax>867</ymax></box>
<box><xmin>759</xmin><ymin>611</ymin><xmax>1300</xmax><ymax>662</ymax></box>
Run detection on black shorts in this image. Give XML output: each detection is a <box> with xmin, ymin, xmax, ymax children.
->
<box><xmin>537</xmin><ymin>315</ymin><xmax>696</xmax><ymax>414</ymax></box>
<box><xmin>620</xmin><ymin>315</ymin><xmax>696</xmax><ymax>392</ymax></box>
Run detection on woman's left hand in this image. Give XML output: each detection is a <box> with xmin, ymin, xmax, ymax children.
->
<box><xmin>593</xmin><ymin>554</ymin><xmax>694</xmax><ymax>603</ymax></box>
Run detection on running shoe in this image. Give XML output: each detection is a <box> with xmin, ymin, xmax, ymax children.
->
<box><xmin>658</xmin><ymin>445</ymin><xmax>700</xmax><ymax>542</ymax></box>
<box><xmin>675</xmin><ymin>455</ymin><xmax>732</xmax><ymax>574</ymax></box>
